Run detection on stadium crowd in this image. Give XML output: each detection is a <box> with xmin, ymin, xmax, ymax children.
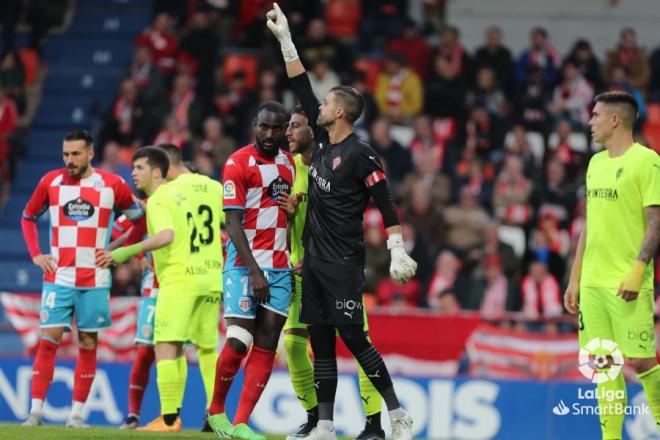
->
<box><xmin>3</xmin><ymin>0</ymin><xmax>660</xmax><ymax>322</ymax></box>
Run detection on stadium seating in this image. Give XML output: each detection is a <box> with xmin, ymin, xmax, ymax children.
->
<box><xmin>0</xmin><ymin>261</ymin><xmax>44</xmax><ymax>292</ymax></box>
<box><xmin>0</xmin><ymin>0</ymin><xmax>153</xmax><ymax>292</ymax></box>
<box><xmin>353</xmin><ymin>57</ymin><xmax>381</xmax><ymax>92</ymax></box>
<box><xmin>325</xmin><ymin>0</ymin><xmax>362</xmax><ymax>39</ymax></box>
<box><xmin>18</xmin><ymin>49</ymin><xmax>39</xmax><ymax>86</ymax></box>
<box><xmin>642</xmin><ymin>103</ymin><xmax>660</xmax><ymax>153</ymax></box>
<box><xmin>221</xmin><ymin>51</ymin><xmax>260</xmax><ymax>90</ymax></box>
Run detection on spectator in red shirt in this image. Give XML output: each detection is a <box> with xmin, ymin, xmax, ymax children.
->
<box><xmin>386</xmin><ymin>19</ymin><xmax>431</xmax><ymax>79</ymax></box>
<box><xmin>135</xmin><ymin>12</ymin><xmax>179</xmax><ymax>77</ymax></box>
<box><xmin>0</xmin><ymin>87</ymin><xmax>18</xmax><ymax>205</ymax></box>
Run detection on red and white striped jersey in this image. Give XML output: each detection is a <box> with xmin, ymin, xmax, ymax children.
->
<box><xmin>23</xmin><ymin>168</ymin><xmax>142</xmax><ymax>288</ymax></box>
<box><xmin>222</xmin><ymin>145</ymin><xmax>294</xmax><ymax>270</ymax></box>
<box><xmin>112</xmin><ymin>215</ymin><xmax>158</xmax><ymax>298</ymax></box>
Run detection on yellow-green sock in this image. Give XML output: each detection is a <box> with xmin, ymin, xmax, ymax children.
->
<box><xmin>284</xmin><ymin>334</ymin><xmax>317</xmax><ymax>411</ymax></box>
<box><xmin>176</xmin><ymin>355</ymin><xmax>188</xmax><ymax>409</ymax></box>
<box><xmin>597</xmin><ymin>372</ymin><xmax>626</xmax><ymax>440</ymax></box>
<box><xmin>156</xmin><ymin>359</ymin><xmax>180</xmax><ymax>416</ymax></box>
<box><xmin>357</xmin><ymin>361</ymin><xmax>382</xmax><ymax>416</ymax></box>
<box><xmin>197</xmin><ymin>347</ymin><xmax>218</xmax><ymax>410</ymax></box>
<box><xmin>638</xmin><ymin>364</ymin><xmax>660</xmax><ymax>431</ymax></box>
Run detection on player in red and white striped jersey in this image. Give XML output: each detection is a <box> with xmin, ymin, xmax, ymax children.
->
<box><xmin>20</xmin><ymin>130</ymin><xmax>143</xmax><ymax>428</ymax></box>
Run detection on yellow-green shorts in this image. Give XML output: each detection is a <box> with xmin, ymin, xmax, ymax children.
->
<box><xmin>284</xmin><ymin>275</ymin><xmax>369</xmax><ymax>333</ymax></box>
<box><xmin>154</xmin><ymin>287</ymin><xmax>222</xmax><ymax>349</ymax></box>
<box><xmin>578</xmin><ymin>286</ymin><xmax>656</xmax><ymax>359</ymax></box>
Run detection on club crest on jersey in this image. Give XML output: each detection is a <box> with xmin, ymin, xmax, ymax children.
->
<box><xmin>239</xmin><ymin>296</ymin><xmax>251</xmax><ymax>312</ymax></box>
<box><xmin>93</xmin><ymin>180</ymin><xmax>104</xmax><ymax>191</ymax></box>
<box><xmin>63</xmin><ymin>197</ymin><xmax>95</xmax><ymax>221</ymax></box>
<box><xmin>268</xmin><ymin>176</ymin><xmax>291</xmax><ymax>200</ymax></box>
<box><xmin>224</xmin><ymin>180</ymin><xmax>236</xmax><ymax>199</ymax></box>
<box><xmin>332</xmin><ymin>156</ymin><xmax>341</xmax><ymax>170</ymax></box>
<box><xmin>616</xmin><ymin>166</ymin><xmax>624</xmax><ymax>180</ymax></box>
<box><xmin>142</xmin><ymin>324</ymin><xmax>152</xmax><ymax>338</ymax></box>
<box><xmin>40</xmin><ymin>311</ymin><xmax>49</xmax><ymax>323</ymax></box>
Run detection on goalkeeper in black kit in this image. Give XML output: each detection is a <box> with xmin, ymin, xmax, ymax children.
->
<box><xmin>267</xmin><ymin>4</ymin><xmax>417</xmax><ymax>440</ymax></box>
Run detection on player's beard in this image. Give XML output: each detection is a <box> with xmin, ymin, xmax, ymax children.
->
<box><xmin>316</xmin><ymin>113</ymin><xmax>333</xmax><ymax>129</ymax></box>
<box><xmin>257</xmin><ymin>137</ymin><xmax>283</xmax><ymax>156</ymax></box>
<box><xmin>66</xmin><ymin>162</ymin><xmax>89</xmax><ymax>178</ymax></box>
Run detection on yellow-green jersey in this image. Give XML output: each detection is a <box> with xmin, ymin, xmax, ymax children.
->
<box><xmin>147</xmin><ymin>182</ymin><xmax>196</xmax><ymax>293</ymax></box>
<box><xmin>581</xmin><ymin>143</ymin><xmax>660</xmax><ymax>290</ymax></box>
<box><xmin>168</xmin><ymin>172</ymin><xmax>224</xmax><ymax>293</ymax></box>
<box><xmin>290</xmin><ymin>154</ymin><xmax>309</xmax><ymax>266</ymax></box>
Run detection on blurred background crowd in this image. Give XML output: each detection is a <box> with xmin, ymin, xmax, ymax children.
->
<box><xmin>1</xmin><ymin>0</ymin><xmax>659</xmax><ymax>329</ymax></box>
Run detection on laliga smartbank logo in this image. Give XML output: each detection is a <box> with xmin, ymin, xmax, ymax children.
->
<box><xmin>552</xmin><ymin>337</ymin><xmax>651</xmax><ymax>418</ymax></box>
<box><xmin>578</xmin><ymin>337</ymin><xmax>624</xmax><ymax>383</ymax></box>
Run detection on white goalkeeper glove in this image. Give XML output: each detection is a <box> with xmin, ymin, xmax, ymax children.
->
<box><xmin>266</xmin><ymin>3</ymin><xmax>299</xmax><ymax>62</ymax></box>
<box><xmin>387</xmin><ymin>233</ymin><xmax>417</xmax><ymax>284</ymax></box>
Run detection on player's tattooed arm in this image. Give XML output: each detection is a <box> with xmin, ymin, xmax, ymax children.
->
<box><xmin>638</xmin><ymin>205</ymin><xmax>660</xmax><ymax>263</ymax></box>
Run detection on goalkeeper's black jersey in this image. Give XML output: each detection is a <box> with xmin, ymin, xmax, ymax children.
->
<box><xmin>289</xmin><ymin>73</ymin><xmax>387</xmax><ymax>265</ymax></box>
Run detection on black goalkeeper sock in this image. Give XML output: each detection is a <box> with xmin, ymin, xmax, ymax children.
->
<box><xmin>365</xmin><ymin>412</ymin><xmax>382</xmax><ymax>432</ymax></box>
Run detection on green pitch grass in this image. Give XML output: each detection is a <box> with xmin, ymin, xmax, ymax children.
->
<box><xmin>0</xmin><ymin>424</ymin><xmax>355</xmax><ymax>440</ymax></box>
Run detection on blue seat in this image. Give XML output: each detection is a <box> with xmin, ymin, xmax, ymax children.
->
<box><xmin>43</xmin><ymin>36</ymin><xmax>135</xmax><ymax>69</ymax></box>
<box><xmin>0</xmin><ymin>261</ymin><xmax>44</xmax><ymax>292</ymax></box>
<box><xmin>76</xmin><ymin>0</ymin><xmax>154</xmax><ymax>13</ymax></box>
<box><xmin>45</xmin><ymin>67</ymin><xmax>124</xmax><ymax>97</ymax></box>
<box><xmin>26</xmin><ymin>130</ymin><xmax>67</xmax><ymax>160</ymax></box>
<box><xmin>69</xmin><ymin>10</ymin><xmax>150</xmax><ymax>36</ymax></box>
<box><xmin>33</xmin><ymin>96</ymin><xmax>111</xmax><ymax>128</ymax></box>
<box><xmin>0</xmin><ymin>228</ymin><xmax>49</xmax><ymax>258</ymax></box>
<box><xmin>11</xmin><ymin>161</ymin><xmax>55</xmax><ymax>192</ymax></box>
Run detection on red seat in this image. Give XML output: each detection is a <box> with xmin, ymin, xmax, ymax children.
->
<box><xmin>353</xmin><ymin>57</ymin><xmax>381</xmax><ymax>93</ymax></box>
<box><xmin>325</xmin><ymin>0</ymin><xmax>361</xmax><ymax>39</ymax></box>
<box><xmin>647</xmin><ymin>103</ymin><xmax>660</xmax><ymax>125</ymax></box>
<box><xmin>222</xmin><ymin>53</ymin><xmax>259</xmax><ymax>90</ymax></box>
<box><xmin>642</xmin><ymin>122</ymin><xmax>660</xmax><ymax>153</ymax></box>
<box><xmin>18</xmin><ymin>49</ymin><xmax>39</xmax><ymax>85</ymax></box>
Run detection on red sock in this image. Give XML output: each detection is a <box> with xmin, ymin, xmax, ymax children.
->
<box><xmin>72</xmin><ymin>346</ymin><xmax>97</xmax><ymax>403</ymax></box>
<box><xmin>208</xmin><ymin>344</ymin><xmax>247</xmax><ymax>415</ymax></box>
<box><xmin>233</xmin><ymin>346</ymin><xmax>276</xmax><ymax>424</ymax></box>
<box><xmin>31</xmin><ymin>338</ymin><xmax>59</xmax><ymax>400</ymax></box>
<box><xmin>128</xmin><ymin>346</ymin><xmax>155</xmax><ymax>416</ymax></box>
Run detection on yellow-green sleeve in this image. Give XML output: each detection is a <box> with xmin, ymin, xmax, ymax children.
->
<box><xmin>147</xmin><ymin>189</ymin><xmax>175</xmax><ymax>233</ymax></box>
<box><xmin>639</xmin><ymin>153</ymin><xmax>660</xmax><ymax>208</ymax></box>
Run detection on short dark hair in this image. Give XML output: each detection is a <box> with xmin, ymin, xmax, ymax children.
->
<box><xmin>158</xmin><ymin>143</ymin><xmax>182</xmax><ymax>166</ymax></box>
<box><xmin>64</xmin><ymin>129</ymin><xmax>93</xmax><ymax>148</ymax></box>
<box><xmin>133</xmin><ymin>146</ymin><xmax>169</xmax><ymax>178</ymax></box>
<box><xmin>594</xmin><ymin>91</ymin><xmax>639</xmax><ymax>128</ymax></box>
<box><xmin>531</xmin><ymin>26</ymin><xmax>548</xmax><ymax>38</ymax></box>
<box><xmin>183</xmin><ymin>160</ymin><xmax>199</xmax><ymax>173</ymax></box>
<box><xmin>329</xmin><ymin>85</ymin><xmax>364</xmax><ymax>123</ymax></box>
<box><xmin>443</xmin><ymin>25</ymin><xmax>459</xmax><ymax>38</ymax></box>
<box><xmin>257</xmin><ymin>101</ymin><xmax>289</xmax><ymax>120</ymax></box>
<box><xmin>292</xmin><ymin>104</ymin><xmax>307</xmax><ymax>119</ymax></box>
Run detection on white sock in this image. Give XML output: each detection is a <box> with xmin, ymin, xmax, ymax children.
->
<box><xmin>70</xmin><ymin>401</ymin><xmax>85</xmax><ymax>418</ymax></box>
<box><xmin>389</xmin><ymin>407</ymin><xmax>406</xmax><ymax>420</ymax></box>
<box><xmin>30</xmin><ymin>398</ymin><xmax>43</xmax><ymax>414</ymax></box>
<box><xmin>318</xmin><ymin>419</ymin><xmax>335</xmax><ymax>431</ymax></box>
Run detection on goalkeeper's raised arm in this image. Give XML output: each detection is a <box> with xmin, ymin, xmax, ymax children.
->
<box><xmin>266</xmin><ymin>2</ymin><xmax>323</xmax><ymax>136</ymax></box>
<box><xmin>266</xmin><ymin>3</ymin><xmax>304</xmax><ymax>78</ymax></box>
